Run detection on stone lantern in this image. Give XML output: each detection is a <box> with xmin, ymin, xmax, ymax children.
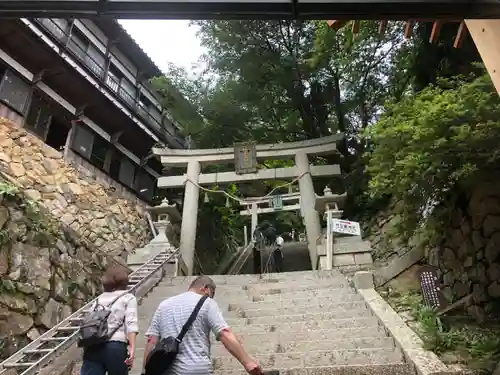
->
<box><xmin>146</xmin><ymin>198</ymin><xmax>181</xmax><ymax>245</ymax></box>
<box><xmin>127</xmin><ymin>198</ymin><xmax>181</xmax><ymax>270</ymax></box>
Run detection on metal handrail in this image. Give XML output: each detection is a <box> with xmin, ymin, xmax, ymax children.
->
<box><xmin>0</xmin><ymin>248</ymin><xmax>179</xmax><ymax>375</ymax></box>
<box><xmin>227</xmin><ymin>242</ymin><xmax>254</xmax><ymax>275</ymax></box>
<box><xmin>263</xmin><ymin>248</ymin><xmax>274</xmax><ymax>275</ymax></box>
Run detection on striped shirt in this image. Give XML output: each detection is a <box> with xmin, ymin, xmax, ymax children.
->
<box><xmin>92</xmin><ymin>290</ymin><xmax>139</xmax><ymax>343</ymax></box>
<box><xmin>146</xmin><ymin>291</ymin><xmax>229</xmax><ymax>375</ymax></box>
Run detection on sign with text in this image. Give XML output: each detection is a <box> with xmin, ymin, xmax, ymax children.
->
<box><xmin>270</xmin><ymin>195</ymin><xmax>283</xmax><ymax>210</ymax></box>
<box><xmin>234</xmin><ymin>141</ymin><xmax>257</xmax><ymax>175</ymax></box>
<box><xmin>419</xmin><ymin>265</ymin><xmax>444</xmax><ymax>310</ymax></box>
<box><xmin>331</xmin><ymin>219</ymin><xmax>361</xmax><ymax>236</ymax></box>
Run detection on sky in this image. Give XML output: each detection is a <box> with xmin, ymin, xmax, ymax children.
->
<box><xmin>119</xmin><ymin>20</ymin><xmax>206</xmax><ymax>75</ymax></box>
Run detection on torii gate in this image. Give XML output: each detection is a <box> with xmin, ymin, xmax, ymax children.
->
<box><xmin>239</xmin><ymin>192</ymin><xmax>302</xmax><ymax>238</ymax></box>
<box><xmin>153</xmin><ymin>134</ymin><xmax>343</xmax><ymax>275</ymax></box>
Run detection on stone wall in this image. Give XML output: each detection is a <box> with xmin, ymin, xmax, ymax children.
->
<box><xmin>364</xmin><ymin>179</ymin><xmax>500</xmax><ymax>322</ymax></box>
<box><xmin>0</xmin><ymin>118</ymin><xmax>150</xmax><ymax>255</ymax></box>
<box><xmin>0</xmin><ymin>184</ymin><xmax>120</xmax><ymax>359</ymax></box>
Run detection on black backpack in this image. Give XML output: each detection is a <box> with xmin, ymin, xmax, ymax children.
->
<box><xmin>77</xmin><ymin>292</ymin><xmax>128</xmax><ymax>348</ymax></box>
<box><xmin>145</xmin><ymin>296</ymin><xmax>208</xmax><ymax>375</ymax></box>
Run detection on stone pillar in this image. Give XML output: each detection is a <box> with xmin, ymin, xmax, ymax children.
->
<box><xmin>295</xmin><ymin>151</ymin><xmax>321</xmax><ymax>270</ymax></box>
<box><xmin>179</xmin><ymin>160</ymin><xmax>201</xmax><ymax>275</ymax></box>
<box><xmin>466</xmin><ymin>20</ymin><xmax>500</xmax><ymax>95</ymax></box>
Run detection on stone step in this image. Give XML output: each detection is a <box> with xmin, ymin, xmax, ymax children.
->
<box><xmin>214</xmin><ymin>363</ymin><xmax>414</xmax><ymax>375</ymax></box>
<box><xmin>210</xmin><ymin>336</ymin><xmax>396</xmax><ymax>356</ymax></box>
<box><xmin>229</xmin><ymin>316</ymin><xmax>381</xmax><ymax>333</ymax></box>
<box><xmin>224</xmin><ymin>307</ymin><xmax>371</xmax><ymax>327</ymax></box>
<box><xmin>147</xmin><ymin>280</ymin><xmax>352</xmax><ymax>298</ymax></box>
<box><xmin>141</xmin><ymin>287</ymin><xmax>355</xmax><ymax>306</ymax></box>
<box><xmin>245</xmin><ymin>309</ymin><xmax>372</xmax><ymax>325</ymax></box>
<box><xmin>157</xmin><ymin>275</ymin><xmax>348</xmax><ymax>288</ymax></box>
<box><xmin>134</xmin><ymin>336</ymin><xmax>396</xmax><ymax>360</ymax></box>
<box><xmin>213</xmin><ymin>348</ymin><xmax>405</xmax><ymax>370</ymax></box>
<box><xmin>236</xmin><ymin>301</ymin><xmax>369</xmax><ymax>317</ymax></box>
<box><xmin>253</xmin><ymin>288</ymin><xmax>358</xmax><ymax>302</ymax></box>
<box><xmin>228</xmin><ymin>294</ymin><xmax>364</xmax><ymax>311</ymax></box>
<box><xmin>133</xmin><ymin>326</ymin><xmax>389</xmax><ymax>354</ymax></box>
<box><xmin>244</xmin><ymin>278</ymin><xmax>350</xmax><ymax>291</ymax></box>
<box><xmin>161</xmin><ymin>270</ymin><xmax>347</xmax><ymax>286</ymax></box>
<box><xmin>248</xmin><ymin>285</ymin><xmax>352</xmax><ymax>297</ymax></box>
<box><xmin>136</xmin><ymin>311</ymin><xmax>373</xmax><ymax>330</ymax></box>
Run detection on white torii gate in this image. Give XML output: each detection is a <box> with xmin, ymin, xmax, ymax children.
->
<box><xmin>153</xmin><ymin>134</ymin><xmax>343</xmax><ymax>275</ymax></box>
<box><xmin>239</xmin><ymin>192</ymin><xmax>301</xmax><ymax>238</ymax></box>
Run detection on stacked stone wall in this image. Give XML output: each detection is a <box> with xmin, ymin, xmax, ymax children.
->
<box><xmin>0</xmin><ymin>186</ymin><xmax>123</xmax><ymax>359</ymax></box>
<box><xmin>0</xmin><ymin>118</ymin><xmax>150</xmax><ymax>256</ymax></box>
<box><xmin>364</xmin><ymin>178</ymin><xmax>500</xmax><ymax>322</ymax></box>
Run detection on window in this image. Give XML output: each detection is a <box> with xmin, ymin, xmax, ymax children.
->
<box><xmin>67</xmin><ymin>30</ymin><xmax>89</xmax><ymax>63</ymax></box>
<box><xmin>25</xmin><ymin>91</ymin><xmax>51</xmax><ymax>139</ymax></box>
<box><xmin>71</xmin><ymin>125</ymin><xmax>110</xmax><ymax>170</ymax></box>
<box><xmin>0</xmin><ymin>70</ymin><xmax>31</xmax><ymax>113</ymax></box>
<box><xmin>89</xmin><ymin>135</ymin><xmax>108</xmax><ymax>170</ymax></box>
<box><xmin>106</xmin><ymin>65</ymin><xmax>121</xmax><ymax>93</ymax></box>
<box><xmin>118</xmin><ymin>157</ymin><xmax>136</xmax><ymax>188</ymax></box>
<box><xmin>119</xmin><ymin>79</ymin><xmax>136</xmax><ymax>107</ymax></box>
<box><xmin>109</xmin><ymin>149</ymin><xmax>122</xmax><ymax>180</ymax></box>
<box><xmin>135</xmin><ymin>169</ymin><xmax>155</xmax><ymax>200</ymax></box>
<box><xmin>39</xmin><ymin>18</ymin><xmax>68</xmax><ymax>41</ymax></box>
<box><xmin>86</xmin><ymin>45</ymin><xmax>105</xmax><ymax>78</ymax></box>
<box><xmin>71</xmin><ymin>124</ymin><xmax>93</xmax><ymax>159</ymax></box>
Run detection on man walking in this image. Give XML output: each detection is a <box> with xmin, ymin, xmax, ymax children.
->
<box><xmin>141</xmin><ymin>276</ymin><xmax>263</xmax><ymax>375</ymax></box>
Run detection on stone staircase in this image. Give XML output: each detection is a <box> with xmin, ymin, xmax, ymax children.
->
<box><xmin>132</xmin><ymin>270</ymin><xmax>414</xmax><ymax>375</ymax></box>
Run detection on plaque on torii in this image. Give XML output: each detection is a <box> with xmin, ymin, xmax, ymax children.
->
<box><xmin>234</xmin><ymin>141</ymin><xmax>257</xmax><ymax>174</ymax></box>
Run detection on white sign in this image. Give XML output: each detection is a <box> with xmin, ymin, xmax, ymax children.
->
<box><xmin>331</xmin><ymin>219</ymin><xmax>361</xmax><ymax>236</ymax></box>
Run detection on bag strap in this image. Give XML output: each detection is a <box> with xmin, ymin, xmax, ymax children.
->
<box><xmin>93</xmin><ymin>291</ymin><xmax>130</xmax><ymax>311</ymax></box>
<box><xmin>108</xmin><ymin>291</ymin><xmax>131</xmax><ymax>308</ymax></box>
<box><xmin>176</xmin><ymin>296</ymin><xmax>208</xmax><ymax>343</ymax></box>
<box><xmin>106</xmin><ymin>292</ymin><xmax>132</xmax><ymax>339</ymax></box>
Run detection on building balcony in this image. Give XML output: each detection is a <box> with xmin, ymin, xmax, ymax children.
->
<box><xmin>34</xmin><ymin>18</ymin><xmax>187</xmax><ymax>149</ymax></box>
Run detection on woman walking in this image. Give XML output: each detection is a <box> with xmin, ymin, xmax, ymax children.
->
<box><xmin>80</xmin><ymin>265</ymin><xmax>139</xmax><ymax>375</ymax></box>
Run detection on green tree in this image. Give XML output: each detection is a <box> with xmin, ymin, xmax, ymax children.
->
<box><xmin>150</xmin><ymin>20</ymin><xmax>417</xmax><ymax>268</ymax></box>
<box><xmin>366</xmin><ymin>73</ymin><xmax>500</xmax><ymax>240</ymax></box>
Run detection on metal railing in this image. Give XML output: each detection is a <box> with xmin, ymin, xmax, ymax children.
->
<box><xmin>0</xmin><ymin>248</ymin><xmax>179</xmax><ymax>375</ymax></box>
<box><xmin>33</xmin><ymin>19</ymin><xmax>185</xmax><ymax>148</ymax></box>
<box><xmin>226</xmin><ymin>242</ymin><xmax>254</xmax><ymax>275</ymax></box>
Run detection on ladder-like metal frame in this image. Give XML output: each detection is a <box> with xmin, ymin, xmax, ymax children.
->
<box><xmin>0</xmin><ymin>248</ymin><xmax>179</xmax><ymax>375</ymax></box>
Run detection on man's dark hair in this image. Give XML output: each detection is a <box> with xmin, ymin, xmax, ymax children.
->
<box><xmin>102</xmin><ymin>265</ymin><xmax>129</xmax><ymax>292</ymax></box>
<box><xmin>189</xmin><ymin>275</ymin><xmax>216</xmax><ymax>290</ymax></box>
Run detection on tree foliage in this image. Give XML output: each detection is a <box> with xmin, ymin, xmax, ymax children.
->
<box><xmin>151</xmin><ymin>20</ymin><xmax>487</xmax><ymax>268</ymax></box>
<box><xmin>366</xmin><ymin>73</ymin><xmax>500</xmax><ymax>238</ymax></box>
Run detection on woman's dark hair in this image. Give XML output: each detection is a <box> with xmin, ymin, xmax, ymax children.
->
<box><xmin>102</xmin><ymin>265</ymin><xmax>129</xmax><ymax>292</ymax></box>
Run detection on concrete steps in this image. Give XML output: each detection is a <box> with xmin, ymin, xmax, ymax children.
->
<box><xmin>236</xmin><ymin>301</ymin><xmax>369</xmax><ymax>317</ymax></box>
<box><xmin>228</xmin><ymin>295</ymin><xmax>365</xmax><ymax>311</ymax></box>
<box><xmin>212</xmin><ymin>326</ymin><xmax>389</xmax><ymax>344</ymax></box>
<box><xmin>229</xmin><ymin>316</ymin><xmax>382</xmax><ymax>334</ymax></box>
<box><xmin>211</xmin><ymin>337</ymin><xmax>396</xmax><ymax>356</ymax></box>
<box><xmin>129</xmin><ymin>269</ymin><xmax>413</xmax><ymax>375</ymax></box>
<box><xmin>213</xmin><ymin>348</ymin><xmax>405</xmax><ymax>370</ymax></box>
<box><xmin>215</xmin><ymin>363</ymin><xmax>414</xmax><ymax>375</ymax></box>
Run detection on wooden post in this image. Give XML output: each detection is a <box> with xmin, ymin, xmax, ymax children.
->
<box><xmin>465</xmin><ymin>20</ymin><xmax>500</xmax><ymax>95</ymax></box>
